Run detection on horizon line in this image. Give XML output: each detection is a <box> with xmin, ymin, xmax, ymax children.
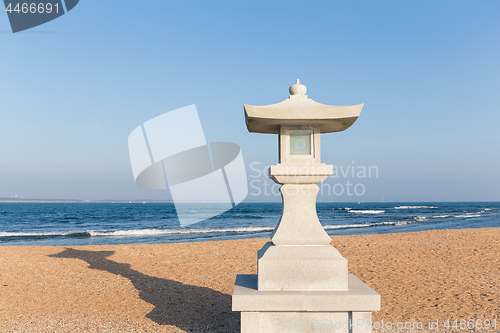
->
<box><xmin>0</xmin><ymin>198</ymin><xmax>498</xmax><ymax>204</ymax></box>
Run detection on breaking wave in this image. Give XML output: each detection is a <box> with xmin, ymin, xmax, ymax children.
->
<box><xmin>0</xmin><ymin>227</ymin><xmax>275</xmax><ymax>239</ymax></box>
<box><xmin>394</xmin><ymin>206</ymin><xmax>438</xmax><ymax>209</ymax></box>
<box><xmin>348</xmin><ymin>210</ymin><xmax>385</xmax><ymax>214</ymax></box>
<box><xmin>0</xmin><ymin>221</ymin><xmax>414</xmax><ymax>239</ymax></box>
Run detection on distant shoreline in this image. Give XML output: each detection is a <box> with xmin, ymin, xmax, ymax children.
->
<box><xmin>1</xmin><ymin>199</ymin><xmax>498</xmax><ymax>203</ymax></box>
<box><xmin>0</xmin><ymin>199</ymin><xmax>174</xmax><ymax>203</ymax></box>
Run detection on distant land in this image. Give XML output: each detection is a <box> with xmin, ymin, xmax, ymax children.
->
<box><xmin>0</xmin><ymin>198</ymin><xmax>174</xmax><ymax>203</ymax></box>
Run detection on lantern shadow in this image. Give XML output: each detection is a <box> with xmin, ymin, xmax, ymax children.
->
<box><xmin>49</xmin><ymin>248</ymin><xmax>238</xmax><ymax>332</ymax></box>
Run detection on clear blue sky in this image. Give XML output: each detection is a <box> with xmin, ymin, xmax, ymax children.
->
<box><xmin>1</xmin><ymin>1</ymin><xmax>499</xmax><ymax>202</ymax></box>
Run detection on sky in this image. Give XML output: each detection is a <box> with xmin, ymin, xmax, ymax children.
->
<box><xmin>1</xmin><ymin>1</ymin><xmax>499</xmax><ymax>202</ymax></box>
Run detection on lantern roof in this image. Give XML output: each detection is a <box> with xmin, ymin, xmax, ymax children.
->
<box><xmin>244</xmin><ymin>79</ymin><xmax>363</xmax><ymax>134</ymax></box>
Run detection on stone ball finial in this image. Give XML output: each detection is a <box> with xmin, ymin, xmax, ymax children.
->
<box><xmin>289</xmin><ymin>79</ymin><xmax>307</xmax><ymax>96</ymax></box>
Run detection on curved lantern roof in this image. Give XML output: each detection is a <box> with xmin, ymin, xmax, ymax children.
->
<box><xmin>244</xmin><ymin>79</ymin><xmax>363</xmax><ymax>134</ymax></box>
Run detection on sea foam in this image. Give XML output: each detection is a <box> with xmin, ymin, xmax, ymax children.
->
<box><xmin>348</xmin><ymin>210</ymin><xmax>385</xmax><ymax>214</ymax></box>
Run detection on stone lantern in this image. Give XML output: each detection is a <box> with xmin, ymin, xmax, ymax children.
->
<box><xmin>232</xmin><ymin>80</ymin><xmax>380</xmax><ymax>333</ymax></box>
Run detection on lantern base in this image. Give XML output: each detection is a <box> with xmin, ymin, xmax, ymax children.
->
<box><xmin>232</xmin><ymin>274</ymin><xmax>380</xmax><ymax>333</ymax></box>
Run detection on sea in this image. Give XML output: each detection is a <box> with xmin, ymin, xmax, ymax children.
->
<box><xmin>0</xmin><ymin>202</ymin><xmax>498</xmax><ymax>246</ymax></box>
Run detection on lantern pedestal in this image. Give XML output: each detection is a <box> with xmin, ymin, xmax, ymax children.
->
<box><xmin>257</xmin><ymin>165</ymin><xmax>350</xmax><ymax>291</ymax></box>
<box><xmin>270</xmin><ymin>182</ymin><xmax>331</xmax><ymax>246</ymax></box>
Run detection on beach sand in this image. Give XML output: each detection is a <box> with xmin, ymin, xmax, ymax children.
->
<box><xmin>0</xmin><ymin>228</ymin><xmax>498</xmax><ymax>332</ymax></box>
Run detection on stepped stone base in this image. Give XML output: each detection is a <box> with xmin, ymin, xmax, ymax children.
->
<box><xmin>257</xmin><ymin>242</ymin><xmax>348</xmax><ymax>291</ymax></box>
<box><xmin>232</xmin><ymin>274</ymin><xmax>380</xmax><ymax>333</ymax></box>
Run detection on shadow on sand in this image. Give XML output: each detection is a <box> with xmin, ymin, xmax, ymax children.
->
<box><xmin>49</xmin><ymin>248</ymin><xmax>239</xmax><ymax>332</ymax></box>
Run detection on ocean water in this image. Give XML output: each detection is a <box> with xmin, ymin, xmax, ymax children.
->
<box><xmin>0</xmin><ymin>202</ymin><xmax>498</xmax><ymax>246</ymax></box>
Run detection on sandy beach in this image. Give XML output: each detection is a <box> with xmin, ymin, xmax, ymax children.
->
<box><xmin>0</xmin><ymin>228</ymin><xmax>498</xmax><ymax>332</ymax></box>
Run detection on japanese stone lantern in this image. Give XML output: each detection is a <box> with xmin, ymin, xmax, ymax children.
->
<box><xmin>233</xmin><ymin>80</ymin><xmax>380</xmax><ymax>333</ymax></box>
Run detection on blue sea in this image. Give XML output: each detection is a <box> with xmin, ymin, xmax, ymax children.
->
<box><xmin>0</xmin><ymin>202</ymin><xmax>498</xmax><ymax>246</ymax></box>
